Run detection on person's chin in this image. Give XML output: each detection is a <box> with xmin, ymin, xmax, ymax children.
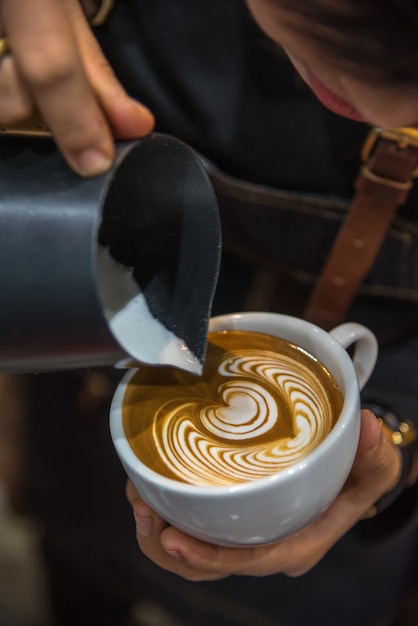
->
<box><xmin>305</xmin><ymin>69</ymin><xmax>366</xmax><ymax>122</ymax></box>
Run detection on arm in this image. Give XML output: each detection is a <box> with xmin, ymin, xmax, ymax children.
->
<box><xmin>0</xmin><ymin>0</ymin><xmax>154</xmax><ymax>176</ymax></box>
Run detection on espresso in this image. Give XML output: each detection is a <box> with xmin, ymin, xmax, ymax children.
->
<box><xmin>122</xmin><ymin>330</ymin><xmax>343</xmax><ymax>486</ymax></box>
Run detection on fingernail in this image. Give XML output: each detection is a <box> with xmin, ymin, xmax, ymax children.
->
<box><xmin>164</xmin><ymin>549</ymin><xmax>183</xmax><ymax>562</ymax></box>
<box><xmin>75</xmin><ymin>149</ymin><xmax>112</xmax><ymax>176</ymax></box>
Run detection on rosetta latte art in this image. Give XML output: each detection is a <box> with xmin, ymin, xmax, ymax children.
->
<box><xmin>123</xmin><ymin>331</ymin><xmax>343</xmax><ymax>486</ymax></box>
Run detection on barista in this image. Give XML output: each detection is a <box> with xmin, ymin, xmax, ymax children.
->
<box><xmin>1</xmin><ymin>1</ymin><xmax>417</xmax><ymax>625</ymax></box>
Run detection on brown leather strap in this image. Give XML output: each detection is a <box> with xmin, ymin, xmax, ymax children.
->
<box><xmin>303</xmin><ymin>129</ymin><xmax>418</xmax><ymax>329</ymax></box>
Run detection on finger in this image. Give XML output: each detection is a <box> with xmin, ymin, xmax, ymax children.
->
<box><xmin>66</xmin><ymin>0</ymin><xmax>155</xmax><ymax>138</ymax></box>
<box><xmin>127</xmin><ymin>488</ymin><xmax>253</xmax><ymax>579</ymax></box>
<box><xmin>125</xmin><ymin>479</ymin><xmax>139</xmax><ymax>506</ymax></box>
<box><xmin>160</xmin><ymin>523</ymin><xmax>323</xmax><ymax>578</ymax></box>
<box><xmin>159</xmin><ymin>520</ymin><xmax>313</xmax><ymax>579</ymax></box>
<box><xmin>0</xmin><ymin>54</ymin><xmax>33</xmax><ymax>123</ymax></box>
<box><xmin>160</xmin><ymin>526</ymin><xmax>263</xmax><ymax>578</ymax></box>
<box><xmin>133</xmin><ymin>498</ymin><xmax>169</xmax><ymax>542</ymax></box>
<box><xmin>126</xmin><ymin>484</ymin><xmax>223</xmax><ymax>579</ymax></box>
<box><xmin>126</xmin><ymin>484</ymin><xmax>244</xmax><ymax>579</ymax></box>
<box><xmin>130</xmin><ymin>496</ymin><xmax>221</xmax><ymax>581</ymax></box>
<box><xmin>345</xmin><ymin>409</ymin><xmax>402</xmax><ymax>504</ymax></box>
<box><xmin>1</xmin><ymin>0</ymin><xmax>113</xmax><ymax>176</ymax></box>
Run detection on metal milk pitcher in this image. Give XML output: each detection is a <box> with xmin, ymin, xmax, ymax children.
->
<box><xmin>0</xmin><ymin>132</ymin><xmax>221</xmax><ymax>373</ymax></box>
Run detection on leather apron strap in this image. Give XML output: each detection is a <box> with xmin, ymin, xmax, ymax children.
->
<box><xmin>303</xmin><ymin>127</ymin><xmax>418</xmax><ymax>329</ymax></box>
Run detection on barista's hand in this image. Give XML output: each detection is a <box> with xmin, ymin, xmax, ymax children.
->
<box><xmin>127</xmin><ymin>410</ymin><xmax>402</xmax><ymax>580</ymax></box>
<box><xmin>0</xmin><ymin>0</ymin><xmax>154</xmax><ymax>176</ymax></box>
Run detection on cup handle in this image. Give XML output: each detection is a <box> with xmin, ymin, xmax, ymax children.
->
<box><xmin>329</xmin><ymin>323</ymin><xmax>378</xmax><ymax>390</ymax></box>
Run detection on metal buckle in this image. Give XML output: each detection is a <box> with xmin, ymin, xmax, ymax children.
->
<box><xmin>362</xmin><ymin>127</ymin><xmax>418</xmax><ymax>177</ymax></box>
<box><xmin>0</xmin><ymin>112</ymin><xmax>50</xmax><ymax>136</ymax></box>
<box><xmin>363</xmin><ymin>403</ymin><xmax>417</xmax><ymax>448</ymax></box>
<box><xmin>88</xmin><ymin>0</ymin><xmax>115</xmax><ymax>27</ymax></box>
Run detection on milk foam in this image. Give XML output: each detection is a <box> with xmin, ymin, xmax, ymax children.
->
<box><xmin>123</xmin><ymin>332</ymin><xmax>342</xmax><ymax>487</ymax></box>
<box><xmin>154</xmin><ymin>353</ymin><xmax>332</xmax><ymax>485</ymax></box>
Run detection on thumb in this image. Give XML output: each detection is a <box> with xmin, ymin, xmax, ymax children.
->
<box><xmin>349</xmin><ymin>409</ymin><xmax>402</xmax><ymax>504</ymax></box>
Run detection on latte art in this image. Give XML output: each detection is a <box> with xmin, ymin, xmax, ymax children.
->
<box><xmin>123</xmin><ymin>331</ymin><xmax>343</xmax><ymax>486</ymax></box>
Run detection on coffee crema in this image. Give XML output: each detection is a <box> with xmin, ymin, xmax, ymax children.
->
<box><xmin>122</xmin><ymin>330</ymin><xmax>343</xmax><ymax>486</ymax></box>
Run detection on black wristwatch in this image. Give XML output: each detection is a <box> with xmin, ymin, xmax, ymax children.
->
<box><xmin>361</xmin><ymin>402</ymin><xmax>418</xmax><ymax>518</ymax></box>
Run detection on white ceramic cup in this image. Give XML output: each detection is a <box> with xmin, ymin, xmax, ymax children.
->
<box><xmin>110</xmin><ymin>312</ymin><xmax>378</xmax><ymax>547</ymax></box>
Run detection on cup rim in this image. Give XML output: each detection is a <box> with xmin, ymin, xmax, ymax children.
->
<box><xmin>109</xmin><ymin>311</ymin><xmax>360</xmax><ymax>497</ymax></box>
